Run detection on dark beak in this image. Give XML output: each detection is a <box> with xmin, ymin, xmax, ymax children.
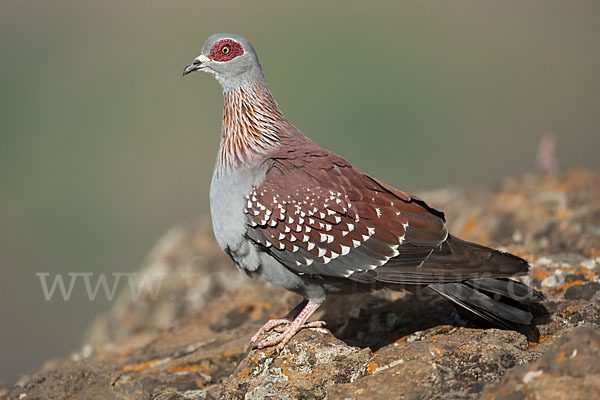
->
<box><xmin>182</xmin><ymin>58</ymin><xmax>203</xmax><ymax>76</ymax></box>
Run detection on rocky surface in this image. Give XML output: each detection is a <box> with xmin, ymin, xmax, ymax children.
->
<box><xmin>3</xmin><ymin>169</ymin><xmax>600</xmax><ymax>400</ymax></box>
<box><xmin>483</xmin><ymin>326</ymin><xmax>600</xmax><ymax>400</ymax></box>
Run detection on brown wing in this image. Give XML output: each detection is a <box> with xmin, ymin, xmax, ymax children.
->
<box><xmin>244</xmin><ymin>145</ymin><xmax>450</xmax><ymax>283</ymax></box>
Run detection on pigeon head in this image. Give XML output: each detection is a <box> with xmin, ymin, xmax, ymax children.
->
<box><xmin>183</xmin><ymin>33</ymin><xmax>264</xmax><ymax>91</ymax></box>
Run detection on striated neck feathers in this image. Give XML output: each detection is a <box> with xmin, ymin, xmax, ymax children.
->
<box><xmin>217</xmin><ymin>78</ymin><xmax>287</xmax><ymax>171</ymax></box>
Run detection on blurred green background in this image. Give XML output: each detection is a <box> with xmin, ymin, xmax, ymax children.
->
<box><xmin>1</xmin><ymin>0</ymin><xmax>599</xmax><ymax>382</ymax></box>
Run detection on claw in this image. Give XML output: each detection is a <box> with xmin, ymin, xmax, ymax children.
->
<box><xmin>272</xmin><ymin>325</ymin><xmax>290</xmax><ymax>334</ymax></box>
<box><xmin>249</xmin><ymin>299</ymin><xmax>324</xmax><ymax>351</ymax></box>
<box><xmin>249</xmin><ymin>318</ymin><xmax>291</xmax><ymax>345</ymax></box>
<box><xmin>256</xmin><ymin>320</ymin><xmax>327</xmax><ymax>351</ymax></box>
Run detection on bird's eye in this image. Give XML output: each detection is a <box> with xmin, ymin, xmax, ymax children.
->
<box><xmin>209</xmin><ymin>40</ymin><xmax>242</xmax><ymax>61</ymax></box>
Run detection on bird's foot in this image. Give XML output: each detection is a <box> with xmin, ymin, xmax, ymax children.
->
<box><xmin>272</xmin><ymin>320</ymin><xmax>326</xmax><ymax>333</ymax></box>
<box><xmin>249</xmin><ymin>318</ymin><xmax>292</xmax><ymax>344</ymax></box>
<box><xmin>255</xmin><ymin>320</ymin><xmax>327</xmax><ymax>351</ymax></box>
<box><xmin>248</xmin><ymin>299</ymin><xmax>324</xmax><ymax>351</ymax></box>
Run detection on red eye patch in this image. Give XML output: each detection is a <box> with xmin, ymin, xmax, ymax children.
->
<box><xmin>209</xmin><ymin>39</ymin><xmax>244</xmax><ymax>62</ymax></box>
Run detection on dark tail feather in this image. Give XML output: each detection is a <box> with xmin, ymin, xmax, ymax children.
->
<box><xmin>467</xmin><ymin>278</ymin><xmax>544</xmax><ymax>303</ymax></box>
<box><xmin>429</xmin><ymin>278</ymin><xmax>545</xmax><ymax>328</ymax></box>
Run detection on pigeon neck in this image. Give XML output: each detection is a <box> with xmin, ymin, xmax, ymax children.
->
<box><xmin>217</xmin><ymin>77</ymin><xmax>286</xmax><ymax>171</ymax></box>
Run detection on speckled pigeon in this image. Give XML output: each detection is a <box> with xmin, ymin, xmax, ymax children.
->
<box><xmin>182</xmin><ymin>33</ymin><xmax>544</xmax><ymax>350</ymax></box>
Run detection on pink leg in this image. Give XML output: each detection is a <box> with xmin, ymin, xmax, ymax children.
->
<box><xmin>253</xmin><ymin>300</ymin><xmax>325</xmax><ymax>351</ymax></box>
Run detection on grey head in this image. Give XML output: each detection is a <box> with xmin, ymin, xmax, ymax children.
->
<box><xmin>183</xmin><ymin>33</ymin><xmax>264</xmax><ymax>91</ymax></box>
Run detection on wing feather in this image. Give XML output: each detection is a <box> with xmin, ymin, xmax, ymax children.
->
<box><xmin>244</xmin><ymin>146</ymin><xmax>454</xmax><ymax>282</ymax></box>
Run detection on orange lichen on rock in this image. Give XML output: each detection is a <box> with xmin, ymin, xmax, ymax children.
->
<box><xmin>529</xmin><ymin>335</ymin><xmax>550</xmax><ymax>349</ymax></box>
<box><xmin>584</xmin><ymin>248</ymin><xmax>599</xmax><ymax>259</ymax></box>
<box><xmin>430</xmin><ymin>345</ymin><xmax>444</xmax><ymax>357</ymax></box>
<box><xmin>531</xmin><ymin>266</ymin><xmax>551</xmax><ymax>282</ymax></box>
<box><xmin>393</xmin><ymin>336</ymin><xmax>408</xmax><ymax>345</ymax></box>
<box><xmin>168</xmin><ymin>363</ymin><xmax>211</xmax><ymax>375</ymax></box>
<box><xmin>122</xmin><ymin>358</ymin><xmax>161</xmax><ymax>372</ymax></box>
<box><xmin>549</xmin><ymin>280</ymin><xmax>587</xmax><ymax>296</ymax></box>
<box><xmin>367</xmin><ymin>361</ymin><xmax>378</xmax><ymax>375</ymax></box>
<box><xmin>563</xmin><ymin>304</ymin><xmax>581</xmax><ymax>314</ymax></box>
<box><xmin>279</xmin><ymin>355</ymin><xmax>292</xmax><ymax>378</ymax></box>
<box><xmin>116</xmin><ymin>348</ymin><xmax>134</xmax><ymax>356</ymax></box>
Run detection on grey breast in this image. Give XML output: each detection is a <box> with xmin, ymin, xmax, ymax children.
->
<box><xmin>210</xmin><ymin>164</ymin><xmax>315</xmax><ymax>296</ymax></box>
<box><xmin>209</xmin><ymin>165</ymin><xmax>268</xmax><ymax>272</ymax></box>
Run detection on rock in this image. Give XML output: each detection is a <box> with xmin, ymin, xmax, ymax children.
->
<box><xmin>4</xmin><ymin>170</ymin><xmax>600</xmax><ymax>400</ymax></box>
<box><xmin>222</xmin><ymin>330</ymin><xmax>371</xmax><ymax>400</ymax></box>
<box><xmin>483</xmin><ymin>326</ymin><xmax>600</xmax><ymax>400</ymax></box>
<box><xmin>7</xmin><ymin>360</ymin><xmax>152</xmax><ymax>400</ymax></box>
